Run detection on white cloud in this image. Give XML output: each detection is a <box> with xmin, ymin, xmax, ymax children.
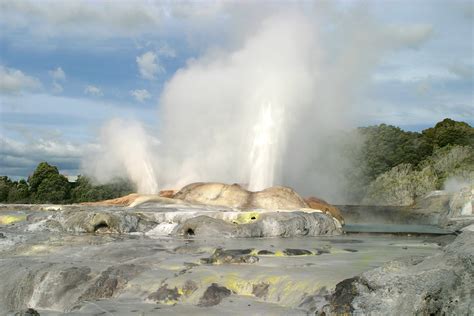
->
<box><xmin>49</xmin><ymin>67</ymin><xmax>66</xmax><ymax>81</ymax></box>
<box><xmin>84</xmin><ymin>85</ymin><xmax>103</xmax><ymax>96</ymax></box>
<box><xmin>130</xmin><ymin>89</ymin><xmax>151</xmax><ymax>102</ymax></box>
<box><xmin>136</xmin><ymin>51</ymin><xmax>164</xmax><ymax>80</ymax></box>
<box><xmin>0</xmin><ymin>0</ymin><xmax>166</xmax><ymax>38</ymax></box>
<box><xmin>0</xmin><ymin>65</ymin><xmax>41</xmax><ymax>94</ymax></box>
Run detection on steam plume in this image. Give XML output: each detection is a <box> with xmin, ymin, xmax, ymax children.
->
<box><xmin>85</xmin><ymin>5</ymin><xmax>432</xmax><ymax>201</ymax></box>
<box><xmin>83</xmin><ymin>119</ymin><xmax>159</xmax><ymax>194</ymax></box>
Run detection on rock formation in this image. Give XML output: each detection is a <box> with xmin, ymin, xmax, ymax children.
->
<box><xmin>305</xmin><ymin>197</ymin><xmax>344</xmax><ymax>224</ymax></box>
<box><xmin>315</xmin><ymin>232</ymin><xmax>474</xmax><ymax>315</ymax></box>
<box><xmin>173</xmin><ymin>182</ymin><xmax>309</xmax><ymax>210</ymax></box>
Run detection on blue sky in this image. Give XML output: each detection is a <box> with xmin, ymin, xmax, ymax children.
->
<box><xmin>0</xmin><ymin>0</ymin><xmax>473</xmax><ymax>179</ymax></box>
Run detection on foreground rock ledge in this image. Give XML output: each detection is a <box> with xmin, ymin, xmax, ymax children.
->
<box><xmin>74</xmin><ymin>182</ymin><xmax>344</xmax><ymax>237</ymax></box>
<box><xmin>312</xmin><ymin>231</ymin><xmax>474</xmax><ymax>315</ymax></box>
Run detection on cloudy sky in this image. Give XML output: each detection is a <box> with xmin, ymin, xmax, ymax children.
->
<box><xmin>0</xmin><ymin>0</ymin><xmax>473</xmax><ymax>180</ymax></box>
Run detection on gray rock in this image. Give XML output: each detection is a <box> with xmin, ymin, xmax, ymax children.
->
<box><xmin>283</xmin><ymin>248</ymin><xmax>312</xmax><ymax>256</ymax></box>
<box><xmin>60</xmin><ymin>210</ymin><xmax>150</xmax><ymax>233</ymax></box>
<box><xmin>182</xmin><ymin>280</ymin><xmax>198</xmax><ymax>296</ymax></box>
<box><xmin>174</xmin><ymin>211</ymin><xmax>341</xmax><ymax>238</ymax></box>
<box><xmin>252</xmin><ymin>283</ymin><xmax>270</xmax><ymax>298</ymax></box>
<box><xmin>79</xmin><ymin>264</ymin><xmax>144</xmax><ymax>301</ymax></box>
<box><xmin>257</xmin><ymin>250</ymin><xmax>274</xmax><ymax>255</ymax></box>
<box><xmin>14</xmin><ymin>308</ymin><xmax>40</xmax><ymax>316</ymax></box>
<box><xmin>317</xmin><ymin>232</ymin><xmax>474</xmax><ymax>315</ymax></box>
<box><xmin>148</xmin><ymin>284</ymin><xmax>181</xmax><ymax>303</ymax></box>
<box><xmin>201</xmin><ymin>248</ymin><xmax>259</xmax><ymax>264</ymax></box>
<box><xmin>175</xmin><ymin>215</ymin><xmax>240</xmax><ymax>237</ymax></box>
<box><xmin>198</xmin><ymin>283</ymin><xmax>232</xmax><ymax>307</ymax></box>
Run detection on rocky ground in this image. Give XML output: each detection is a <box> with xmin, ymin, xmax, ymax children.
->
<box><xmin>315</xmin><ymin>231</ymin><xmax>474</xmax><ymax>315</ymax></box>
<box><xmin>1</xmin><ymin>184</ymin><xmax>472</xmax><ymax>315</ymax></box>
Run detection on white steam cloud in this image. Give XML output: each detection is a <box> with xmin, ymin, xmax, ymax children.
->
<box><xmin>83</xmin><ymin>119</ymin><xmax>159</xmax><ymax>194</ymax></box>
<box><xmin>85</xmin><ymin>6</ymin><xmax>432</xmax><ymax>201</ymax></box>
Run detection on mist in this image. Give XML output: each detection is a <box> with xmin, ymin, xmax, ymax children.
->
<box><xmin>82</xmin><ymin>118</ymin><xmax>159</xmax><ymax>194</ymax></box>
<box><xmin>84</xmin><ymin>5</ymin><xmax>433</xmax><ymax>202</ymax></box>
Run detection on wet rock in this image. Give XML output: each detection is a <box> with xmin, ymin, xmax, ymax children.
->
<box><xmin>343</xmin><ymin>248</ymin><xmax>358</xmax><ymax>253</ymax></box>
<box><xmin>14</xmin><ymin>308</ymin><xmax>40</xmax><ymax>316</ymax></box>
<box><xmin>175</xmin><ymin>211</ymin><xmax>342</xmax><ymax>238</ymax></box>
<box><xmin>326</xmin><ymin>277</ymin><xmax>361</xmax><ymax>314</ymax></box>
<box><xmin>176</xmin><ymin>216</ymin><xmax>239</xmax><ymax>237</ymax></box>
<box><xmin>0</xmin><ymin>262</ymin><xmax>93</xmax><ymax>311</ymax></box>
<box><xmin>148</xmin><ymin>284</ymin><xmax>181</xmax><ymax>304</ymax></box>
<box><xmin>182</xmin><ymin>280</ymin><xmax>198</xmax><ymax>296</ymax></box>
<box><xmin>252</xmin><ymin>283</ymin><xmax>270</xmax><ymax>298</ymax></box>
<box><xmin>61</xmin><ymin>211</ymin><xmax>143</xmax><ymax>233</ymax></box>
<box><xmin>79</xmin><ymin>264</ymin><xmax>144</xmax><ymax>301</ymax></box>
<box><xmin>283</xmin><ymin>248</ymin><xmax>312</xmax><ymax>256</ymax></box>
<box><xmin>298</xmin><ymin>287</ymin><xmax>330</xmax><ymax>314</ymax></box>
<box><xmin>0</xmin><ymin>232</ymin><xmax>5</xmax><ymax>238</ymax></box>
<box><xmin>257</xmin><ymin>250</ymin><xmax>274</xmax><ymax>255</ymax></box>
<box><xmin>201</xmin><ymin>248</ymin><xmax>259</xmax><ymax>264</ymax></box>
<box><xmin>198</xmin><ymin>283</ymin><xmax>231</xmax><ymax>307</ymax></box>
<box><xmin>174</xmin><ymin>245</ymin><xmax>206</xmax><ymax>254</ymax></box>
<box><xmin>305</xmin><ymin>197</ymin><xmax>345</xmax><ymax>225</ymax></box>
<box><xmin>314</xmin><ymin>248</ymin><xmax>330</xmax><ymax>255</ymax></box>
<box><xmin>318</xmin><ymin>232</ymin><xmax>474</xmax><ymax>315</ymax></box>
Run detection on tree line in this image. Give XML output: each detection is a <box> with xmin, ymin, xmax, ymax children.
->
<box><xmin>0</xmin><ymin>162</ymin><xmax>133</xmax><ymax>204</ymax></box>
<box><xmin>348</xmin><ymin>118</ymin><xmax>473</xmax><ymax>205</ymax></box>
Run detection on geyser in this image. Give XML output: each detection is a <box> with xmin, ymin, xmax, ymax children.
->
<box><xmin>158</xmin><ymin>13</ymin><xmax>315</xmax><ymax>191</ymax></box>
<box><xmin>84</xmin><ymin>119</ymin><xmax>159</xmax><ymax>194</ymax></box>
<box><xmin>84</xmin><ymin>6</ymin><xmax>433</xmax><ymax>200</ymax></box>
<box><xmin>248</xmin><ymin>101</ymin><xmax>285</xmax><ymax>191</ymax></box>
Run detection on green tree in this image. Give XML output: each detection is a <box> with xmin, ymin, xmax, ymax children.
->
<box><xmin>70</xmin><ymin>175</ymin><xmax>134</xmax><ymax>203</ymax></box>
<box><xmin>7</xmin><ymin>179</ymin><xmax>30</xmax><ymax>203</ymax></box>
<box><xmin>351</xmin><ymin>124</ymin><xmax>432</xmax><ymax>196</ymax></box>
<box><xmin>422</xmin><ymin>118</ymin><xmax>474</xmax><ymax>149</ymax></box>
<box><xmin>35</xmin><ymin>173</ymin><xmax>70</xmax><ymax>203</ymax></box>
<box><xmin>28</xmin><ymin>162</ymin><xmax>70</xmax><ymax>203</ymax></box>
<box><xmin>0</xmin><ymin>176</ymin><xmax>13</xmax><ymax>202</ymax></box>
<box><xmin>28</xmin><ymin>162</ymin><xmax>61</xmax><ymax>193</ymax></box>
<box><xmin>420</xmin><ymin>145</ymin><xmax>474</xmax><ymax>188</ymax></box>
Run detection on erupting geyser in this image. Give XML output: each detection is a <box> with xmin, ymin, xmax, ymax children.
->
<box><xmin>248</xmin><ymin>101</ymin><xmax>285</xmax><ymax>191</ymax></box>
<box><xmin>85</xmin><ymin>10</ymin><xmax>424</xmax><ymax>200</ymax></box>
<box><xmin>85</xmin><ymin>119</ymin><xmax>159</xmax><ymax>194</ymax></box>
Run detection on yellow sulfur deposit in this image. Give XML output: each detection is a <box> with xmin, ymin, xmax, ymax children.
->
<box><xmin>0</xmin><ymin>214</ymin><xmax>27</xmax><ymax>225</ymax></box>
<box><xmin>233</xmin><ymin>211</ymin><xmax>260</xmax><ymax>224</ymax></box>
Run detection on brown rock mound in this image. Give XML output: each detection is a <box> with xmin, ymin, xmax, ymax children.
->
<box><xmin>305</xmin><ymin>197</ymin><xmax>345</xmax><ymax>224</ymax></box>
<box><xmin>80</xmin><ymin>190</ymin><xmax>177</xmax><ymax>206</ymax></box>
<box><xmin>80</xmin><ymin>193</ymin><xmax>141</xmax><ymax>206</ymax></box>
<box><xmin>173</xmin><ymin>183</ymin><xmax>249</xmax><ymax>208</ymax></box>
<box><xmin>173</xmin><ymin>182</ymin><xmax>309</xmax><ymax>210</ymax></box>
<box><xmin>81</xmin><ymin>182</ymin><xmax>344</xmax><ymax>225</ymax></box>
<box><xmin>159</xmin><ymin>190</ymin><xmax>176</xmax><ymax>198</ymax></box>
